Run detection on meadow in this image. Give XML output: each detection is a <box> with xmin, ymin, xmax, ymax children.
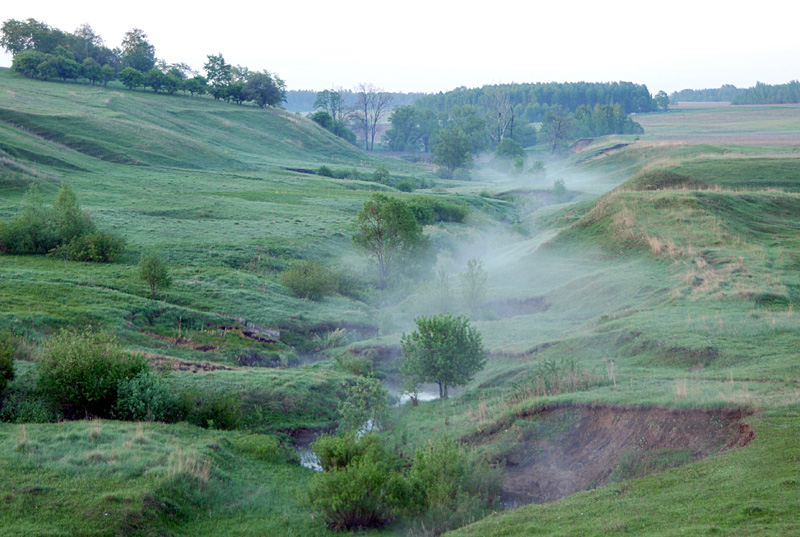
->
<box><xmin>1</xmin><ymin>69</ymin><xmax>799</xmax><ymax>536</ymax></box>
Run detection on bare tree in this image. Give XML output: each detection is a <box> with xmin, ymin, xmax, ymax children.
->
<box><xmin>352</xmin><ymin>83</ymin><xmax>393</xmax><ymax>151</ymax></box>
<box><xmin>314</xmin><ymin>88</ymin><xmax>347</xmax><ymax>123</ymax></box>
<box><xmin>482</xmin><ymin>87</ymin><xmax>514</xmax><ymax>144</ymax></box>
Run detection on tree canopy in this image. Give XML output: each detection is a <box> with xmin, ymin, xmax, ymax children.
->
<box><xmin>400</xmin><ymin>313</ymin><xmax>486</xmax><ymax>399</ymax></box>
<box><xmin>352</xmin><ymin>193</ymin><xmax>425</xmax><ymax>289</ymax></box>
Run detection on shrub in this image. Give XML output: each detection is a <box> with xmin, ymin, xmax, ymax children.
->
<box><xmin>396</xmin><ymin>179</ymin><xmax>414</xmax><ymax>192</ymax></box>
<box><xmin>337</xmin><ymin>377</ymin><xmax>389</xmax><ymax>432</ymax></box>
<box><xmin>0</xmin><ymin>330</ymin><xmax>17</xmax><ymax>396</ymax></box>
<box><xmin>49</xmin><ymin>231</ymin><xmax>126</xmax><ymax>262</ymax></box>
<box><xmin>177</xmin><ymin>390</ymin><xmax>242</xmax><ymax>430</ymax></box>
<box><xmin>552</xmin><ymin>178</ymin><xmax>568</xmax><ymax>202</ymax></box>
<box><xmin>113</xmin><ymin>370</ymin><xmax>178</xmax><ymax>422</ymax></box>
<box><xmin>317</xmin><ymin>165</ymin><xmax>334</xmax><ymax>177</ymax></box>
<box><xmin>280</xmin><ymin>260</ymin><xmax>333</xmax><ymax>300</ymax></box>
<box><xmin>37</xmin><ymin>329</ymin><xmax>149</xmax><ymax>418</ymax></box>
<box><xmin>231</xmin><ymin>434</ymin><xmax>295</xmax><ymax>463</ymax></box>
<box><xmin>309</xmin><ymin>433</ymin><xmax>403</xmax><ymax>530</ymax></box>
<box><xmin>138</xmin><ymin>252</ymin><xmax>172</xmax><ymax>300</ymax></box>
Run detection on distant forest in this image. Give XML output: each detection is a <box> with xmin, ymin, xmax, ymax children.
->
<box><xmin>285</xmin><ymin>90</ymin><xmax>424</xmax><ymax>113</ymax></box>
<box><xmin>670</xmin><ymin>85</ymin><xmax>743</xmax><ymax>102</ymax></box>
<box><xmin>731</xmin><ymin>81</ymin><xmax>800</xmax><ymax>105</ymax></box>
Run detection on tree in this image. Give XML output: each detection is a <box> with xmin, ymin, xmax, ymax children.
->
<box><xmin>245</xmin><ymin>71</ymin><xmax>286</xmax><ymax>108</ymax></box>
<box><xmin>204</xmin><ymin>53</ymin><xmax>232</xmax><ymax>100</ymax></box>
<box><xmin>541</xmin><ymin>106</ymin><xmax>574</xmax><ymax>153</ymax></box>
<box><xmin>459</xmin><ymin>258</ymin><xmax>487</xmax><ymax>318</ymax></box>
<box><xmin>314</xmin><ymin>88</ymin><xmax>347</xmax><ymax>122</ymax></box>
<box><xmin>119</xmin><ymin>67</ymin><xmax>144</xmax><ymax>90</ymax></box>
<box><xmin>433</xmin><ymin>125</ymin><xmax>473</xmax><ymax>176</ymax></box>
<box><xmin>337</xmin><ymin>377</ymin><xmax>389</xmax><ymax>432</ymax></box>
<box><xmin>352</xmin><ymin>193</ymin><xmax>425</xmax><ymax>290</ymax></box>
<box><xmin>352</xmin><ymin>83</ymin><xmax>393</xmax><ymax>151</ymax></box>
<box><xmin>400</xmin><ymin>313</ymin><xmax>486</xmax><ymax>398</ymax></box>
<box><xmin>183</xmin><ymin>75</ymin><xmax>207</xmax><ymax>97</ymax></box>
<box><xmin>145</xmin><ymin>67</ymin><xmax>167</xmax><ymax>93</ymax></box>
<box><xmin>654</xmin><ymin>90</ymin><xmax>670</xmax><ymax>111</ymax></box>
<box><xmin>120</xmin><ymin>28</ymin><xmax>155</xmax><ymax>72</ymax></box>
<box><xmin>138</xmin><ymin>252</ymin><xmax>172</xmax><ymax>300</ymax></box>
<box><xmin>0</xmin><ymin>330</ymin><xmax>16</xmax><ymax>397</ymax></box>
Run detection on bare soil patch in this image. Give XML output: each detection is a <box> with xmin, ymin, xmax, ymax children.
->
<box><xmin>492</xmin><ymin>404</ymin><xmax>752</xmax><ymax>505</ymax></box>
<box><xmin>144</xmin><ymin>352</ymin><xmax>235</xmax><ymax>373</ymax></box>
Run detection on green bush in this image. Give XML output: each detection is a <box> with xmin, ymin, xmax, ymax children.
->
<box><xmin>113</xmin><ymin>370</ymin><xmax>178</xmax><ymax>422</ymax></box>
<box><xmin>309</xmin><ymin>433</ymin><xmax>403</xmax><ymax>530</ymax></box>
<box><xmin>0</xmin><ymin>330</ymin><xmax>17</xmax><ymax>395</ymax></box>
<box><xmin>406</xmin><ymin>197</ymin><xmax>468</xmax><ymax>225</ymax></box>
<box><xmin>280</xmin><ymin>260</ymin><xmax>333</xmax><ymax>300</ymax></box>
<box><xmin>49</xmin><ymin>231</ymin><xmax>126</xmax><ymax>262</ymax></box>
<box><xmin>396</xmin><ymin>179</ymin><xmax>414</xmax><ymax>192</ymax></box>
<box><xmin>177</xmin><ymin>390</ymin><xmax>243</xmax><ymax>430</ymax></box>
<box><xmin>37</xmin><ymin>329</ymin><xmax>149</xmax><ymax>418</ymax></box>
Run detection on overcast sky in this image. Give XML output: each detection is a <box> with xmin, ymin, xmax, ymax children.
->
<box><xmin>2</xmin><ymin>0</ymin><xmax>798</xmax><ymax>94</ymax></box>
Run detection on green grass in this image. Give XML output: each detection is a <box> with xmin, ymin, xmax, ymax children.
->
<box><xmin>2</xmin><ymin>71</ymin><xmax>800</xmax><ymax>536</ymax></box>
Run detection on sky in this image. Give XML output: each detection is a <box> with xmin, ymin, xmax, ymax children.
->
<box><xmin>1</xmin><ymin>0</ymin><xmax>798</xmax><ymax>95</ymax></box>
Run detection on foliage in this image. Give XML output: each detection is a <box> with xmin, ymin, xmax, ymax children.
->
<box><xmin>309</xmin><ymin>433</ymin><xmax>402</xmax><ymax>530</ymax></box>
<box><xmin>337</xmin><ymin>376</ymin><xmax>389</xmax><ymax>432</ymax></box>
<box><xmin>279</xmin><ymin>259</ymin><xmax>334</xmax><ymax>300</ymax></box>
<box><xmin>0</xmin><ymin>330</ymin><xmax>16</xmax><ymax>396</ymax></box>
<box><xmin>177</xmin><ymin>390</ymin><xmax>243</xmax><ymax>430</ymax></box>
<box><xmin>459</xmin><ymin>258</ymin><xmax>487</xmax><ymax>318</ymax></box>
<box><xmin>433</xmin><ymin>125</ymin><xmax>473</xmax><ymax>175</ymax></box>
<box><xmin>541</xmin><ymin>106</ymin><xmax>575</xmax><ymax>153</ymax></box>
<box><xmin>406</xmin><ymin>196</ymin><xmax>468</xmax><ymax>225</ymax></box>
<box><xmin>138</xmin><ymin>252</ymin><xmax>172</xmax><ymax>300</ymax></box>
<box><xmin>400</xmin><ymin>313</ymin><xmax>486</xmax><ymax>398</ymax></box>
<box><xmin>573</xmin><ymin>103</ymin><xmax>644</xmax><ymax>137</ymax></box>
<box><xmin>670</xmin><ymin>84</ymin><xmax>742</xmax><ymax>102</ymax></box>
<box><xmin>352</xmin><ymin>193</ymin><xmax>427</xmax><ymax>289</ymax></box>
<box><xmin>113</xmin><ymin>370</ymin><xmax>178</xmax><ymax>422</ymax></box>
<box><xmin>495</xmin><ymin>138</ymin><xmax>525</xmax><ymax>160</ymax></box>
<box><xmin>120</xmin><ymin>28</ymin><xmax>155</xmax><ymax>72</ymax></box>
<box><xmin>552</xmin><ymin>178</ymin><xmax>568</xmax><ymax>202</ymax></box>
<box><xmin>231</xmin><ymin>434</ymin><xmax>295</xmax><ymax>463</ymax></box>
<box><xmin>48</xmin><ymin>231</ymin><xmax>126</xmax><ymax>262</ymax></box>
<box><xmin>732</xmin><ymin>80</ymin><xmax>800</xmax><ymax>104</ymax></box>
<box><xmin>384</xmin><ymin>106</ymin><xmax>439</xmax><ymax>152</ymax></box>
<box><xmin>245</xmin><ymin>71</ymin><xmax>286</xmax><ymax>108</ymax></box>
<box><xmin>119</xmin><ymin>66</ymin><xmax>144</xmax><ymax>90</ymax></box>
<box><xmin>654</xmin><ymin>90</ymin><xmax>670</xmax><ymax>111</ymax></box>
<box><xmin>406</xmin><ymin>436</ymin><xmax>501</xmax><ymax>535</ymax></box>
<box><xmin>37</xmin><ymin>329</ymin><xmax>149</xmax><ymax>418</ymax></box>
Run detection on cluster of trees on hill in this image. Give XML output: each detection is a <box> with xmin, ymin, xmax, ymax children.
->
<box><xmin>731</xmin><ymin>81</ymin><xmax>800</xmax><ymax>105</ymax></box>
<box><xmin>1</xmin><ymin>18</ymin><xmax>286</xmax><ymax>108</ymax></box>
<box><xmin>285</xmin><ymin>89</ymin><xmax>424</xmax><ymax>112</ymax></box>
<box><xmin>670</xmin><ymin>84</ymin><xmax>743</xmax><ymax>102</ymax></box>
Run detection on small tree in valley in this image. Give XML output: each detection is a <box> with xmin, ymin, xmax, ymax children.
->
<box><xmin>401</xmin><ymin>313</ymin><xmax>486</xmax><ymax>399</ymax></box>
<box><xmin>138</xmin><ymin>252</ymin><xmax>172</xmax><ymax>300</ymax></box>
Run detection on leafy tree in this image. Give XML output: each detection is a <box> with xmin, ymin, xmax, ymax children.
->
<box><xmin>81</xmin><ymin>57</ymin><xmax>102</xmax><ymax>84</ymax></box>
<box><xmin>100</xmin><ymin>64</ymin><xmax>115</xmax><ymax>85</ymax></box>
<box><xmin>400</xmin><ymin>313</ymin><xmax>486</xmax><ymax>398</ymax></box>
<box><xmin>245</xmin><ymin>71</ymin><xmax>286</xmax><ymax>108</ymax></box>
<box><xmin>541</xmin><ymin>106</ymin><xmax>574</xmax><ymax>153</ymax></box>
<box><xmin>145</xmin><ymin>67</ymin><xmax>168</xmax><ymax>92</ymax></box>
<box><xmin>384</xmin><ymin>107</ymin><xmax>439</xmax><ymax>152</ymax></box>
<box><xmin>204</xmin><ymin>53</ymin><xmax>232</xmax><ymax>100</ymax></box>
<box><xmin>495</xmin><ymin>138</ymin><xmax>525</xmax><ymax>160</ymax></box>
<box><xmin>451</xmin><ymin>105</ymin><xmax>489</xmax><ymax>153</ymax></box>
<box><xmin>225</xmin><ymin>80</ymin><xmax>247</xmax><ymax>104</ymax></box>
<box><xmin>120</xmin><ymin>28</ymin><xmax>155</xmax><ymax>72</ymax></box>
<box><xmin>654</xmin><ymin>90</ymin><xmax>670</xmax><ymax>111</ymax></box>
<box><xmin>0</xmin><ymin>18</ymin><xmax>62</xmax><ymax>55</ymax></box>
<box><xmin>183</xmin><ymin>75</ymin><xmax>207</xmax><ymax>97</ymax></box>
<box><xmin>337</xmin><ymin>377</ymin><xmax>389</xmax><ymax>432</ymax></box>
<box><xmin>314</xmin><ymin>88</ymin><xmax>347</xmax><ymax>122</ymax></box>
<box><xmin>118</xmin><ymin>67</ymin><xmax>144</xmax><ymax>90</ymax></box>
<box><xmin>352</xmin><ymin>193</ymin><xmax>425</xmax><ymax>289</ymax></box>
<box><xmin>53</xmin><ymin>182</ymin><xmax>94</xmax><ymax>243</ymax></box>
<box><xmin>310</xmin><ymin>110</ymin><xmax>334</xmax><ymax>130</ymax></box>
<box><xmin>10</xmin><ymin>49</ymin><xmax>49</xmax><ymax>78</ymax></box>
<box><xmin>138</xmin><ymin>252</ymin><xmax>172</xmax><ymax>300</ymax></box>
<box><xmin>433</xmin><ymin>125</ymin><xmax>473</xmax><ymax>176</ymax></box>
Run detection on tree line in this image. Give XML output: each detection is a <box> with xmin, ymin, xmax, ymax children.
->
<box><xmin>731</xmin><ymin>81</ymin><xmax>800</xmax><ymax>105</ymax></box>
<box><xmin>1</xmin><ymin>18</ymin><xmax>286</xmax><ymax>108</ymax></box>
<box><xmin>670</xmin><ymin>84</ymin><xmax>743</xmax><ymax>102</ymax></box>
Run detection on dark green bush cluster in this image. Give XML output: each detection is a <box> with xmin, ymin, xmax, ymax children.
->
<box><xmin>231</xmin><ymin>434</ymin><xmax>296</xmax><ymax>463</ymax></box>
<box><xmin>0</xmin><ymin>183</ymin><xmax>125</xmax><ymax>262</ymax></box>
<box><xmin>406</xmin><ymin>196</ymin><xmax>468</xmax><ymax>225</ymax></box>
<box><xmin>177</xmin><ymin>390</ymin><xmax>243</xmax><ymax>430</ymax></box>
<box><xmin>280</xmin><ymin>260</ymin><xmax>334</xmax><ymax>301</ymax></box>
<box><xmin>113</xmin><ymin>370</ymin><xmax>178</xmax><ymax>422</ymax></box>
<box><xmin>0</xmin><ymin>330</ymin><xmax>17</xmax><ymax>396</ymax></box>
<box><xmin>308</xmin><ymin>433</ymin><xmax>500</xmax><ymax>533</ymax></box>
<box><xmin>316</xmin><ymin>166</ymin><xmax>361</xmax><ymax>180</ymax></box>
<box><xmin>37</xmin><ymin>329</ymin><xmax>149</xmax><ymax>418</ymax></box>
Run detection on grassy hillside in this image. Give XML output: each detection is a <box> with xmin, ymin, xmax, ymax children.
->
<box><xmin>1</xmin><ymin>69</ymin><xmax>799</xmax><ymax>536</ymax></box>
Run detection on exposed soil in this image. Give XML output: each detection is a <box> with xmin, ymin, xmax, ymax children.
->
<box><xmin>491</xmin><ymin>404</ymin><xmax>753</xmax><ymax>506</ymax></box>
<box><xmin>144</xmin><ymin>352</ymin><xmax>235</xmax><ymax>373</ymax></box>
